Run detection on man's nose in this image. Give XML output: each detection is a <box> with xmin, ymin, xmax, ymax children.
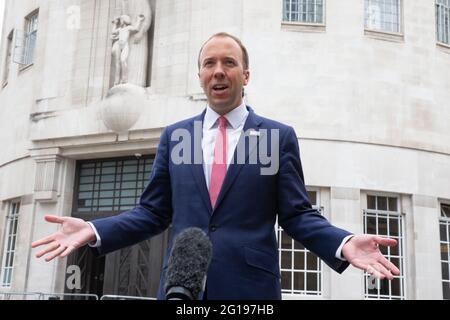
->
<box><xmin>212</xmin><ymin>63</ymin><xmax>225</xmax><ymax>78</ymax></box>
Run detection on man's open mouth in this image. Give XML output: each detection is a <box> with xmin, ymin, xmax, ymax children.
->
<box><xmin>212</xmin><ymin>84</ymin><xmax>229</xmax><ymax>92</ymax></box>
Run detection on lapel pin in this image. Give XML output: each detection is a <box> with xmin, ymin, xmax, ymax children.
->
<box><xmin>249</xmin><ymin>130</ymin><xmax>260</xmax><ymax>136</ymax></box>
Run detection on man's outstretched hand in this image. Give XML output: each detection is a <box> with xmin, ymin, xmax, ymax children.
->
<box><xmin>31</xmin><ymin>215</ymin><xmax>96</xmax><ymax>262</ymax></box>
<box><xmin>342</xmin><ymin>234</ymin><xmax>401</xmax><ymax>280</ymax></box>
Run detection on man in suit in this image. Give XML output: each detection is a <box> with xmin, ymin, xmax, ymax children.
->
<box><xmin>32</xmin><ymin>32</ymin><xmax>400</xmax><ymax>299</ymax></box>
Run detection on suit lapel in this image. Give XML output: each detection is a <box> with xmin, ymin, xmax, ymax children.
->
<box><xmin>213</xmin><ymin>107</ymin><xmax>263</xmax><ymax>212</ymax></box>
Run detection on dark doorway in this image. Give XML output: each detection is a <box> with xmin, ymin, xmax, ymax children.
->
<box><xmin>65</xmin><ymin>156</ymin><xmax>168</xmax><ymax>299</ymax></box>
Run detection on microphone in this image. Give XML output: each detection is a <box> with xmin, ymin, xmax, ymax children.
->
<box><xmin>164</xmin><ymin>227</ymin><xmax>213</xmax><ymax>300</ymax></box>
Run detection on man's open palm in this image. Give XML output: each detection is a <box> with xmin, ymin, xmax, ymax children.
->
<box><xmin>342</xmin><ymin>234</ymin><xmax>401</xmax><ymax>280</ymax></box>
<box><xmin>31</xmin><ymin>215</ymin><xmax>96</xmax><ymax>262</ymax></box>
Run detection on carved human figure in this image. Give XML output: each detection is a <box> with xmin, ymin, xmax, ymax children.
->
<box><xmin>111</xmin><ymin>14</ymin><xmax>145</xmax><ymax>85</ymax></box>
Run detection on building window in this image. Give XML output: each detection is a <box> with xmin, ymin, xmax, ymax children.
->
<box><xmin>283</xmin><ymin>0</ymin><xmax>325</xmax><ymax>24</ymax></box>
<box><xmin>2</xmin><ymin>30</ymin><xmax>13</xmax><ymax>86</ymax></box>
<box><xmin>364</xmin><ymin>195</ymin><xmax>405</xmax><ymax>299</ymax></box>
<box><xmin>440</xmin><ymin>203</ymin><xmax>450</xmax><ymax>300</ymax></box>
<box><xmin>436</xmin><ymin>0</ymin><xmax>450</xmax><ymax>44</ymax></box>
<box><xmin>278</xmin><ymin>190</ymin><xmax>322</xmax><ymax>296</ymax></box>
<box><xmin>23</xmin><ymin>11</ymin><xmax>39</xmax><ymax>65</ymax></box>
<box><xmin>365</xmin><ymin>0</ymin><xmax>402</xmax><ymax>33</ymax></box>
<box><xmin>0</xmin><ymin>201</ymin><xmax>20</xmax><ymax>288</ymax></box>
<box><xmin>75</xmin><ymin>157</ymin><xmax>154</xmax><ymax>214</ymax></box>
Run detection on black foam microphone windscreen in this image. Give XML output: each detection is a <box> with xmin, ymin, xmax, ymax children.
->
<box><xmin>164</xmin><ymin>227</ymin><xmax>213</xmax><ymax>300</ymax></box>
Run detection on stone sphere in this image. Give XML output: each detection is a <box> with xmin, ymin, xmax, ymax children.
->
<box><xmin>100</xmin><ymin>84</ymin><xmax>147</xmax><ymax>134</ymax></box>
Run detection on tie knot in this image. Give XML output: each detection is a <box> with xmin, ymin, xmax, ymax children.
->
<box><xmin>218</xmin><ymin>116</ymin><xmax>227</xmax><ymax>129</ymax></box>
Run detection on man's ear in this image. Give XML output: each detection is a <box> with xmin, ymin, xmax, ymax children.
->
<box><xmin>243</xmin><ymin>70</ymin><xmax>250</xmax><ymax>86</ymax></box>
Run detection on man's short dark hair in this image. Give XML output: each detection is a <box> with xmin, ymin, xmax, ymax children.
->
<box><xmin>197</xmin><ymin>32</ymin><xmax>250</xmax><ymax>71</ymax></box>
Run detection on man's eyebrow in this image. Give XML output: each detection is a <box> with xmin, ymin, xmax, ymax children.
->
<box><xmin>201</xmin><ymin>57</ymin><xmax>215</xmax><ymax>63</ymax></box>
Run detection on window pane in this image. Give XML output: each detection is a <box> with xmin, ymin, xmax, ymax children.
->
<box><xmin>443</xmin><ymin>282</ymin><xmax>450</xmax><ymax>300</ymax></box>
<box><xmin>378</xmin><ymin>217</ymin><xmax>388</xmax><ymax>235</ymax></box>
<box><xmin>442</xmin><ymin>262</ymin><xmax>449</xmax><ymax>280</ymax></box>
<box><xmin>281</xmin><ymin>251</ymin><xmax>291</xmax><ymax>269</ymax></box>
<box><xmin>306</xmin><ymin>273</ymin><xmax>317</xmax><ymax>291</ymax></box>
<box><xmin>281</xmin><ymin>231</ymin><xmax>292</xmax><ymax>249</ymax></box>
<box><xmin>377</xmin><ymin>196</ymin><xmax>387</xmax><ymax>211</ymax></box>
<box><xmin>388</xmin><ymin>197</ymin><xmax>398</xmax><ymax>211</ymax></box>
<box><xmin>442</xmin><ymin>205</ymin><xmax>450</xmax><ymax>218</ymax></box>
<box><xmin>366</xmin><ymin>216</ymin><xmax>377</xmax><ymax>234</ymax></box>
<box><xmin>391</xmin><ymin>277</ymin><xmax>401</xmax><ymax>296</ymax></box>
<box><xmin>306</xmin><ymin>252</ymin><xmax>318</xmax><ymax>270</ymax></box>
<box><xmin>390</xmin><ymin>218</ymin><xmax>399</xmax><ymax>237</ymax></box>
<box><xmin>281</xmin><ymin>271</ymin><xmax>291</xmax><ymax>290</ymax></box>
<box><xmin>442</xmin><ymin>244</ymin><xmax>449</xmax><ymax>261</ymax></box>
<box><xmin>380</xmin><ymin>279</ymin><xmax>389</xmax><ymax>296</ymax></box>
<box><xmin>367</xmin><ymin>195</ymin><xmax>376</xmax><ymax>209</ymax></box>
<box><xmin>293</xmin><ymin>272</ymin><xmax>304</xmax><ymax>291</ymax></box>
<box><xmin>294</xmin><ymin>251</ymin><xmax>305</xmax><ymax>270</ymax></box>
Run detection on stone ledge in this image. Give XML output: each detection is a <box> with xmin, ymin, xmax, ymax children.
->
<box><xmin>364</xmin><ymin>29</ymin><xmax>404</xmax><ymax>43</ymax></box>
<box><xmin>281</xmin><ymin>22</ymin><xmax>326</xmax><ymax>33</ymax></box>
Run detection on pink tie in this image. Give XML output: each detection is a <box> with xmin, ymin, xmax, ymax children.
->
<box><xmin>209</xmin><ymin>116</ymin><xmax>227</xmax><ymax>208</ymax></box>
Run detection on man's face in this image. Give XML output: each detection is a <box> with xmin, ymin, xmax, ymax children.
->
<box><xmin>198</xmin><ymin>36</ymin><xmax>250</xmax><ymax>115</ymax></box>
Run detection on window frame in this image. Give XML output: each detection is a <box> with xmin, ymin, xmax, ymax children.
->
<box><xmin>19</xmin><ymin>9</ymin><xmax>39</xmax><ymax>69</ymax></box>
<box><xmin>0</xmin><ymin>200</ymin><xmax>21</xmax><ymax>288</ymax></box>
<box><xmin>364</xmin><ymin>0</ymin><xmax>404</xmax><ymax>42</ymax></box>
<box><xmin>277</xmin><ymin>188</ymin><xmax>324</xmax><ymax>298</ymax></box>
<box><xmin>439</xmin><ymin>202</ymin><xmax>450</xmax><ymax>300</ymax></box>
<box><xmin>363</xmin><ymin>194</ymin><xmax>406</xmax><ymax>300</ymax></box>
<box><xmin>72</xmin><ymin>156</ymin><xmax>155</xmax><ymax>218</ymax></box>
<box><xmin>436</xmin><ymin>0</ymin><xmax>450</xmax><ymax>47</ymax></box>
<box><xmin>1</xmin><ymin>30</ymin><xmax>14</xmax><ymax>88</ymax></box>
<box><xmin>281</xmin><ymin>0</ymin><xmax>326</xmax><ymax>32</ymax></box>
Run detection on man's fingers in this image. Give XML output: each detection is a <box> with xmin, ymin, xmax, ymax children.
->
<box><xmin>351</xmin><ymin>260</ymin><xmax>369</xmax><ymax>272</ymax></box>
<box><xmin>31</xmin><ymin>235</ymin><xmax>54</xmax><ymax>248</ymax></box>
<box><xmin>379</xmin><ymin>257</ymin><xmax>401</xmax><ymax>276</ymax></box>
<box><xmin>60</xmin><ymin>246</ymin><xmax>75</xmax><ymax>258</ymax></box>
<box><xmin>366</xmin><ymin>265</ymin><xmax>383</xmax><ymax>279</ymax></box>
<box><xmin>45</xmin><ymin>245</ymin><xmax>67</xmax><ymax>262</ymax></box>
<box><xmin>375</xmin><ymin>236</ymin><xmax>397</xmax><ymax>247</ymax></box>
<box><xmin>375</xmin><ymin>263</ymin><xmax>394</xmax><ymax>280</ymax></box>
<box><xmin>44</xmin><ymin>215</ymin><xmax>65</xmax><ymax>224</ymax></box>
<box><xmin>35</xmin><ymin>242</ymin><xmax>60</xmax><ymax>258</ymax></box>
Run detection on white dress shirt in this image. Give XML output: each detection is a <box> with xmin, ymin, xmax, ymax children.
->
<box><xmin>202</xmin><ymin>102</ymin><xmax>249</xmax><ymax>189</ymax></box>
<box><xmin>88</xmin><ymin>102</ymin><xmax>351</xmax><ymax>260</ymax></box>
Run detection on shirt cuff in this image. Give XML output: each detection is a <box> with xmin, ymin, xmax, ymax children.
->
<box><xmin>335</xmin><ymin>235</ymin><xmax>354</xmax><ymax>261</ymax></box>
<box><xmin>86</xmin><ymin>222</ymin><xmax>102</xmax><ymax>248</ymax></box>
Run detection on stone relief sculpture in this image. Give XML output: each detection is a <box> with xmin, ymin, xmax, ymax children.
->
<box><xmin>111</xmin><ymin>0</ymin><xmax>152</xmax><ymax>87</ymax></box>
<box><xmin>111</xmin><ymin>14</ymin><xmax>145</xmax><ymax>85</ymax></box>
<box><xmin>101</xmin><ymin>0</ymin><xmax>152</xmax><ymax>134</ymax></box>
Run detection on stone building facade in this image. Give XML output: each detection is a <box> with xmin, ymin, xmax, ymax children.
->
<box><xmin>0</xmin><ymin>0</ymin><xmax>449</xmax><ymax>299</ymax></box>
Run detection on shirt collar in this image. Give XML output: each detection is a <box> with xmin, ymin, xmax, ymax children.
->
<box><xmin>204</xmin><ymin>102</ymin><xmax>248</xmax><ymax>130</ymax></box>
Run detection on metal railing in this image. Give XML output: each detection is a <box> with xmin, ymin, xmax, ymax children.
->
<box><xmin>100</xmin><ymin>294</ymin><xmax>156</xmax><ymax>300</ymax></box>
<box><xmin>0</xmin><ymin>292</ymin><xmax>43</xmax><ymax>300</ymax></box>
<box><xmin>0</xmin><ymin>291</ymin><xmax>156</xmax><ymax>300</ymax></box>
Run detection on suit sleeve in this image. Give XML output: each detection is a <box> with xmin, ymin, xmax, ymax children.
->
<box><xmin>277</xmin><ymin>126</ymin><xmax>351</xmax><ymax>273</ymax></box>
<box><xmin>91</xmin><ymin>128</ymin><xmax>173</xmax><ymax>255</ymax></box>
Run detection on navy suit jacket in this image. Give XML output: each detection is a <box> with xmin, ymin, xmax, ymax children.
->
<box><xmin>91</xmin><ymin>106</ymin><xmax>352</xmax><ymax>299</ymax></box>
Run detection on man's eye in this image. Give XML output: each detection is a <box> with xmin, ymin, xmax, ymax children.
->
<box><xmin>225</xmin><ymin>60</ymin><xmax>236</xmax><ymax>66</ymax></box>
<box><xmin>204</xmin><ymin>61</ymin><xmax>213</xmax><ymax>67</ymax></box>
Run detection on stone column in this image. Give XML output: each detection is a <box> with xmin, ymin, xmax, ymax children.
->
<box><xmin>329</xmin><ymin>187</ymin><xmax>363</xmax><ymax>299</ymax></box>
<box><xmin>411</xmin><ymin>194</ymin><xmax>442</xmax><ymax>299</ymax></box>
